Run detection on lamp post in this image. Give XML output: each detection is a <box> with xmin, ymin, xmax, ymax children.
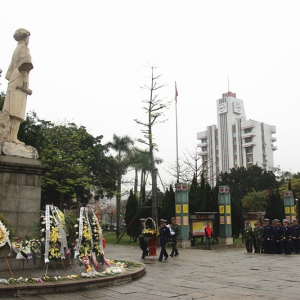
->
<box><xmin>296</xmin><ymin>198</ymin><xmax>299</xmax><ymax>220</ymax></box>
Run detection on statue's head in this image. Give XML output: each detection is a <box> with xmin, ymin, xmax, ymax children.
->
<box><xmin>13</xmin><ymin>28</ymin><xmax>30</xmax><ymax>44</ymax></box>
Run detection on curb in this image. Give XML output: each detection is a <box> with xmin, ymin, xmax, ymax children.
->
<box><xmin>0</xmin><ymin>264</ymin><xmax>146</xmax><ymax>297</ymax></box>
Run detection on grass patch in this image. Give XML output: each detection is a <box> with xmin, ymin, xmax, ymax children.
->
<box><xmin>233</xmin><ymin>236</ymin><xmax>243</xmax><ymax>244</ymax></box>
<box><xmin>103</xmin><ymin>231</ymin><xmax>139</xmax><ymax>246</ymax></box>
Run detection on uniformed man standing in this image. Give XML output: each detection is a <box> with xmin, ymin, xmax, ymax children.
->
<box><xmin>273</xmin><ymin>219</ymin><xmax>283</xmax><ymax>254</ymax></box>
<box><xmin>170</xmin><ymin>217</ymin><xmax>180</xmax><ymax>257</ymax></box>
<box><xmin>282</xmin><ymin>219</ymin><xmax>291</xmax><ymax>255</ymax></box>
<box><xmin>158</xmin><ymin>219</ymin><xmax>171</xmax><ymax>262</ymax></box>
<box><xmin>253</xmin><ymin>222</ymin><xmax>263</xmax><ymax>253</ymax></box>
<box><xmin>263</xmin><ymin>218</ymin><xmax>274</xmax><ymax>254</ymax></box>
<box><xmin>292</xmin><ymin>219</ymin><xmax>300</xmax><ymax>254</ymax></box>
<box><xmin>139</xmin><ymin>218</ymin><xmax>148</xmax><ymax>259</ymax></box>
<box><xmin>244</xmin><ymin>221</ymin><xmax>253</xmax><ymax>253</ymax></box>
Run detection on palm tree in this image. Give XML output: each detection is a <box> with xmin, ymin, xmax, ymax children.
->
<box><xmin>106</xmin><ymin>134</ymin><xmax>134</xmax><ymax>238</ymax></box>
<box><xmin>132</xmin><ymin>150</ymin><xmax>163</xmax><ymax>206</ymax></box>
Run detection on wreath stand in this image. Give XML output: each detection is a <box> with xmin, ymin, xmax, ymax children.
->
<box><xmin>144</xmin><ymin>217</ymin><xmax>158</xmax><ymax>256</ymax></box>
<box><xmin>3</xmin><ymin>251</ymin><xmax>14</xmax><ymax>278</ymax></box>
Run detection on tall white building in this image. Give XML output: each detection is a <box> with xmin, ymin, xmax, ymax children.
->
<box><xmin>197</xmin><ymin>91</ymin><xmax>277</xmax><ymax>186</ymax></box>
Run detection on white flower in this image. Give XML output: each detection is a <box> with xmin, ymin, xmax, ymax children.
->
<box><xmin>74</xmin><ymin>224</ymin><xmax>78</xmax><ymax>228</ymax></box>
<box><xmin>40</xmin><ymin>229</ymin><xmax>45</xmax><ymax>232</ymax></box>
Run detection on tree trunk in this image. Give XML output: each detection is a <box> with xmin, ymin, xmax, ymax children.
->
<box><xmin>134</xmin><ymin>167</ymin><xmax>138</xmax><ymax>195</ymax></box>
<box><xmin>116</xmin><ymin>174</ymin><xmax>121</xmax><ymax>239</ymax></box>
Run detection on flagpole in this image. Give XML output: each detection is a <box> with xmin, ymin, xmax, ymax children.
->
<box><xmin>175</xmin><ymin>82</ymin><xmax>179</xmax><ymax>183</ymax></box>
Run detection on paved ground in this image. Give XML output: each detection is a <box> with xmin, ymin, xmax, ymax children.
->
<box><xmin>3</xmin><ymin>244</ymin><xmax>300</xmax><ymax>300</ymax></box>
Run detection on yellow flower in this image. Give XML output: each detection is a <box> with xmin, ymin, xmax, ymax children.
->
<box><xmin>50</xmin><ymin>227</ymin><xmax>60</xmax><ymax>243</ymax></box>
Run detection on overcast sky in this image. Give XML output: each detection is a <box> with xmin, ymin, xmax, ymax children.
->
<box><xmin>1</xmin><ymin>1</ymin><xmax>300</xmax><ymax>190</ymax></box>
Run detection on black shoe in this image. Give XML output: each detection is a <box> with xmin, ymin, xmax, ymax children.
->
<box><xmin>141</xmin><ymin>257</ymin><xmax>145</xmax><ymax>259</ymax></box>
<box><xmin>170</xmin><ymin>254</ymin><xmax>174</xmax><ymax>257</ymax></box>
<box><xmin>164</xmin><ymin>256</ymin><xmax>168</xmax><ymax>260</ymax></box>
<box><xmin>146</xmin><ymin>250</ymin><xmax>149</xmax><ymax>256</ymax></box>
<box><xmin>158</xmin><ymin>259</ymin><xmax>162</xmax><ymax>262</ymax></box>
<box><xmin>174</xmin><ymin>253</ymin><xmax>179</xmax><ymax>256</ymax></box>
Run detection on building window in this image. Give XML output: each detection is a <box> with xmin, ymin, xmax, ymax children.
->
<box><xmin>245</xmin><ymin>137</ymin><xmax>252</xmax><ymax>143</ymax></box>
<box><xmin>234</xmin><ymin>159</ymin><xmax>237</xmax><ymax>164</ymax></box>
<box><xmin>247</xmin><ymin>156</ymin><xmax>253</xmax><ymax>163</ymax></box>
<box><xmin>244</xmin><ymin>128</ymin><xmax>252</xmax><ymax>134</ymax></box>
<box><xmin>202</xmin><ymin>147</ymin><xmax>207</xmax><ymax>152</ymax></box>
<box><xmin>233</xmin><ymin>132</ymin><xmax>236</xmax><ymax>137</ymax></box>
<box><xmin>202</xmin><ymin>138</ymin><xmax>207</xmax><ymax>143</ymax></box>
<box><xmin>246</xmin><ymin>147</ymin><xmax>252</xmax><ymax>154</ymax></box>
<box><xmin>233</xmin><ymin>141</ymin><xmax>237</xmax><ymax>146</ymax></box>
<box><xmin>216</xmin><ymin>145</ymin><xmax>219</xmax><ymax>150</ymax></box>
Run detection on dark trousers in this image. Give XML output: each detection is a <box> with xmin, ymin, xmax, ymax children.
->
<box><xmin>283</xmin><ymin>239</ymin><xmax>291</xmax><ymax>254</ymax></box>
<box><xmin>159</xmin><ymin>238</ymin><xmax>168</xmax><ymax>261</ymax></box>
<box><xmin>171</xmin><ymin>238</ymin><xmax>179</xmax><ymax>255</ymax></box>
<box><xmin>245</xmin><ymin>238</ymin><xmax>253</xmax><ymax>253</ymax></box>
<box><xmin>274</xmin><ymin>240</ymin><xmax>283</xmax><ymax>254</ymax></box>
<box><xmin>293</xmin><ymin>239</ymin><xmax>300</xmax><ymax>253</ymax></box>
<box><xmin>139</xmin><ymin>240</ymin><xmax>148</xmax><ymax>258</ymax></box>
<box><xmin>265</xmin><ymin>239</ymin><xmax>273</xmax><ymax>254</ymax></box>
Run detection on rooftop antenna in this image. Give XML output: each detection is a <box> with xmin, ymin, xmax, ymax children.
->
<box><xmin>227</xmin><ymin>75</ymin><xmax>229</xmax><ymax>92</ymax></box>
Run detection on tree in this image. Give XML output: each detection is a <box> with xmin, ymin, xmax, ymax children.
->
<box><xmin>160</xmin><ymin>185</ymin><xmax>175</xmax><ymax>222</ymax></box>
<box><xmin>134</xmin><ymin>66</ymin><xmax>170</xmax><ymax>225</ymax></box>
<box><xmin>167</xmin><ymin>149</ymin><xmax>203</xmax><ymax>184</ymax></box>
<box><xmin>102</xmin><ymin>202</ymin><xmax>117</xmax><ymax>228</ymax></box>
<box><xmin>40</xmin><ymin>123</ymin><xmax>94</xmax><ymax>208</ymax></box>
<box><xmin>124</xmin><ymin>189</ymin><xmax>139</xmax><ymax>241</ymax></box>
<box><xmin>189</xmin><ymin>174</ymin><xmax>200</xmax><ymax>213</ymax></box>
<box><xmin>106</xmin><ymin>134</ymin><xmax>134</xmax><ymax>239</ymax></box>
<box><xmin>265</xmin><ymin>188</ymin><xmax>285</xmax><ymax>221</ymax></box>
<box><xmin>241</xmin><ymin>190</ymin><xmax>269</xmax><ymax>212</ymax></box>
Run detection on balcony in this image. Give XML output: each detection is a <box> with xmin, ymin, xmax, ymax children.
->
<box><xmin>270</xmin><ymin>126</ymin><xmax>276</xmax><ymax>134</ymax></box>
<box><xmin>241</xmin><ymin>120</ymin><xmax>256</xmax><ymax>130</ymax></box>
<box><xmin>242</xmin><ymin>132</ymin><xmax>256</xmax><ymax>139</ymax></box>
<box><xmin>271</xmin><ymin>136</ymin><xmax>277</xmax><ymax>142</ymax></box>
<box><xmin>197</xmin><ymin>142</ymin><xmax>208</xmax><ymax>148</ymax></box>
<box><xmin>272</xmin><ymin>146</ymin><xmax>277</xmax><ymax>151</ymax></box>
<box><xmin>197</xmin><ymin>131</ymin><xmax>208</xmax><ymax>140</ymax></box>
<box><xmin>242</xmin><ymin>142</ymin><xmax>256</xmax><ymax>148</ymax></box>
<box><xmin>198</xmin><ymin>151</ymin><xmax>208</xmax><ymax>156</ymax></box>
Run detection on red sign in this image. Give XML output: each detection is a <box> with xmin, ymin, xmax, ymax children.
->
<box><xmin>284</xmin><ymin>191</ymin><xmax>293</xmax><ymax>197</ymax></box>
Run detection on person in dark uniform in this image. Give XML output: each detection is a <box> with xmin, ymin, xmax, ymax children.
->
<box><xmin>282</xmin><ymin>219</ymin><xmax>292</xmax><ymax>255</ymax></box>
<box><xmin>253</xmin><ymin>221</ymin><xmax>264</xmax><ymax>253</ymax></box>
<box><xmin>244</xmin><ymin>221</ymin><xmax>253</xmax><ymax>253</ymax></box>
<box><xmin>170</xmin><ymin>217</ymin><xmax>180</xmax><ymax>257</ymax></box>
<box><xmin>292</xmin><ymin>219</ymin><xmax>300</xmax><ymax>254</ymax></box>
<box><xmin>158</xmin><ymin>219</ymin><xmax>171</xmax><ymax>262</ymax></box>
<box><xmin>139</xmin><ymin>218</ymin><xmax>149</xmax><ymax>259</ymax></box>
<box><xmin>273</xmin><ymin>219</ymin><xmax>283</xmax><ymax>254</ymax></box>
<box><xmin>263</xmin><ymin>218</ymin><xmax>274</xmax><ymax>254</ymax></box>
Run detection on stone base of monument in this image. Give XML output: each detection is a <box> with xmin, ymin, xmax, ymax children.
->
<box><xmin>0</xmin><ymin>155</ymin><xmax>49</xmax><ymax>271</ymax></box>
<box><xmin>177</xmin><ymin>239</ymin><xmax>191</xmax><ymax>249</ymax></box>
<box><xmin>0</xmin><ymin>142</ymin><xmax>39</xmax><ymax>159</ymax></box>
<box><xmin>218</xmin><ymin>237</ymin><xmax>234</xmax><ymax>245</ymax></box>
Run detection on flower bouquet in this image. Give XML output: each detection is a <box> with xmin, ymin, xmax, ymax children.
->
<box><xmin>142</xmin><ymin>217</ymin><xmax>158</xmax><ymax>242</ymax></box>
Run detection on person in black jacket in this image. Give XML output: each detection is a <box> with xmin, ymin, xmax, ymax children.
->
<box><xmin>139</xmin><ymin>218</ymin><xmax>148</xmax><ymax>259</ymax></box>
<box><xmin>158</xmin><ymin>219</ymin><xmax>171</xmax><ymax>262</ymax></box>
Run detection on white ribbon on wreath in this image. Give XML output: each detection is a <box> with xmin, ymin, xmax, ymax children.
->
<box><xmin>74</xmin><ymin>206</ymin><xmax>84</xmax><ymax>259</ymax></box>
<box><xmin>44</xmin><ymin>205</ymin><xmax>51</xmax><ymax>263</ymax></box>
<box><xmin>85</xmin><ymin>207</ymin><xmax>94</xmax><ymax>251</ymax></box>
<box><xmin>51</xmin><ymin>206</ymin><xmax>68</xmax><ymax>259</ymax></box>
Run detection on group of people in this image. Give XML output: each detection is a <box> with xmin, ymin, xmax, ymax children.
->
<box><xmin>243</xmin><ymin>218</ymin><xmax>300</xmax><ymax>255</ymax></box>
<box><xmin>139</xmin><ymin>217</ymin><xmax>180</xmax><ymax>261</ymax></box>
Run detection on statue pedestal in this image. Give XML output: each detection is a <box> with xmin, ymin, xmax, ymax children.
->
<box><xmin>218</xmin><ymin>237</ymin><xmax>234</xmax><ymax>245</ymax></box>
<box><xmin>0</xmin><ymin>155</ymin><xmax>48</xmax><ymax>271</ymax></box>
<box><xmin>177</xmin><ymin>239</ymin><xmax>191</xmax><ymax>249</ymax></box>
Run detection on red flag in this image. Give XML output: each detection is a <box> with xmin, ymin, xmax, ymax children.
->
<box><xmin>175</xmin><ymin>82</ymin><xmax>178</xmax><ymax>102</ymax></box>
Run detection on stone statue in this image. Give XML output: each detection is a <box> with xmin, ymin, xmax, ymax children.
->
<box><xmin>3</xmin><ymin>28</ymin><xmax>33</xmax><ymax>145</ymax></box>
